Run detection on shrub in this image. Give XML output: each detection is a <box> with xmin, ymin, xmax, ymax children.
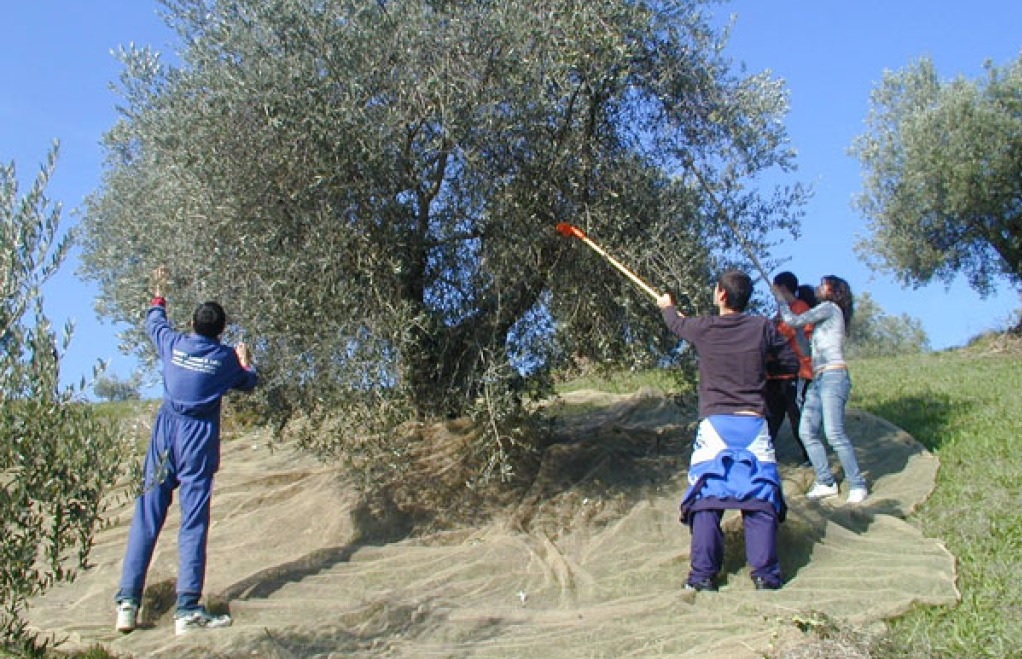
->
<box><xmin>1</xmin><ymin>146</ymin><xmax>125</xmax><ymax>653</ymax></box>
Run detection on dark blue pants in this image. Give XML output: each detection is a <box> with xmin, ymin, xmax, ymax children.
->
<box><xmin>766</xmin><ymin>378</ymin><xmax>809</xmax><ymax>463</ymax></box>
<box><xmin>688</xmin><ymin>508</ymin><xmax>781</xmax><ymax>587</ymax></box>
<box><xmin>116</xmin><ymin>408</ymin><xmax>219</xmax><ymax>612</ymax></box>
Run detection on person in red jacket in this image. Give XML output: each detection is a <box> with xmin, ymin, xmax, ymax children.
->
<box><xmin>793</xmin><ymin>284</ymin><xmax>818</xmax><ymax>408</ymax></box>
<box><xmin>765</xmin><ymin>272</ymin><xmax>812</xmax><ymax>465</ymax></box>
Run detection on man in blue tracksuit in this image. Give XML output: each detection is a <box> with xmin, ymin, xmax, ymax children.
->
<box><xmin>115</xmin><ymin>267</ymin><xmax>258</xmax><ymax>635</ymax></box>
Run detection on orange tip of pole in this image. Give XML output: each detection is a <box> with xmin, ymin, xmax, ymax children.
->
<box><xmin>555</xmin><ymin>223</ymin><xmax>586</xmax><ymax>239</ymax></box>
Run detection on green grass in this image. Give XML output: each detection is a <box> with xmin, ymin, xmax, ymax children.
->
<box><xmin>89</xmin><ymin>399</ymin><xmax>155</xmax><ymax>422</ymax></box>
<box><xmin>559</xmin><ymin>344</ymin><xmax>1022</xmax><ymax>657</ymax></box>
<box><xmin>555</xmin><ymin>367</ymin><xmax>687</xmax><ymax>395</ymax></box>
<box><xmin>850</xmin><ymin>338</ymin><xmax>1022</xmax><ymax>658</ymax></box>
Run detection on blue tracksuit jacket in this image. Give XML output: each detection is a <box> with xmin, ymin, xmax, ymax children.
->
<box><xmin>680</xmin><ymin>415</ymin><xmax>786</xmax><ymax>523</ymax></box>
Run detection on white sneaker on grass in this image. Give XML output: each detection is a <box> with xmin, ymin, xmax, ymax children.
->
<box><xmin>805</xmin><ymin>481</ymin><xmax>839</xmax><ymax>500</ymax></box>
<box><xmin>115</xmin><ymin>600</ymin><xmax>138</xmax><ymax>633</ymax></box>
<box><xmin>846</xmin><ymin>487</ymin><xmax>868</xmax><ymax>504</ymax></box>
<box><xmin>174</xmin><ymin>608</ymin><xmax>232</xmax><ymax>635</ymax></box>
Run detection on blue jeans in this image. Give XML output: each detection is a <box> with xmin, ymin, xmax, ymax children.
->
<box><xmin>799</xmin><ymin>369</ymin><xmax>865</xmax><ymax>490</ymax></box>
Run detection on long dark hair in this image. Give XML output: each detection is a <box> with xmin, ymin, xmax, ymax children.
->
<box><xmin>821</xmin><ymin>275</ymin><xmax>853</xmax><ymax>333</ymax></box>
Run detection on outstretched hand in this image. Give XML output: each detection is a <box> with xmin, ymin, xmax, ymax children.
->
<box><xmin>771</xmin><ymin>284</ymin><xmax>795</xmax><ymax>303</ymax></box>
<box><xmin>236</xmin><ymin>342</ymin><xmax>253</xmax><ymax>369</ymax></box>
<box><xmin>656</xmin><ymin>292</ymin><xmax>675</xmax><ymax>309</ymax></box>
<box><xmin>152</xmin><ymin>266</ymin><xmax>169</xmax><ymax>298</ymax></box>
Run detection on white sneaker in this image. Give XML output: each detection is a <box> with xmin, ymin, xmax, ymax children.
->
<box><xmin>175</xmin><ymin>608</ymin><xmax>232</xmax><ymax>635</ymax></box>
<box><xmin>846</xmin><ymin>487</ymin><xmax>868</xmax><ymax>504</ymax></box>
<box><xmin>805</xmin><ymin>482</ymin><xmax>839</xmax><ymax>499</ymax></box>
<box><xmin>115</xmin><ymin>600</ymin><xmax>138</xmax><ymax>633</ymax></box>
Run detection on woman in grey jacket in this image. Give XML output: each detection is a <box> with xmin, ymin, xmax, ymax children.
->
<box><xmin>773</xmin><ymin>275</ymin><xmax>867</xmax><ymax>504</ymax></box>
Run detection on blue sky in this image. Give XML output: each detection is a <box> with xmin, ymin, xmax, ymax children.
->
<box><xmin>3</xmin><ymin>1</ymin><xmax>1021</xmax><ymax>395</ymax></box>
<box><xmin>713</xmin><ymin>1</ymin><xmax>1022</xmax><ymax>347</ymax></box>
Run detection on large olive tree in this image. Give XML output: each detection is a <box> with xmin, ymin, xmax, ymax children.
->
<box><xmin>80</xmin><ymin>0</ymin><xmax>805</xmax><ymax>453</ymax></box>
<box><xmin>852</xmin><ymin>55</ymin><xmax>1022</xmax><ymax>299</ymax></box>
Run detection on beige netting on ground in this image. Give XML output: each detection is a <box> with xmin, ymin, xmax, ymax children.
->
<box><xmin>26</xmin><ymin>390</ymin><xmax>957</xmax><ymax>658</ymax></box>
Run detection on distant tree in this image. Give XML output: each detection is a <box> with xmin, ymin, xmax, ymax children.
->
<box><xmin>851</xmin><ymin>55</ymin><xmax>1022</xmax><ymax>302</ymax></box>
<box><xmin>93</xmin><ymin>371</ymin><xmax>142</xmax><ymax>402</ymax></box>
<box><xmin>846</xmin><ymin>291</ymin><xmax>929</xmax><ymax>359</ymax></box>
<box><xmin>80</xmin><ymin>0</ymin><xmax>807</xmax><ymax>469</ymax></box>
<box><xmin>1</xmin><ymin>145</ymin><xmax>124</xmax><ymax>651</ymax></box>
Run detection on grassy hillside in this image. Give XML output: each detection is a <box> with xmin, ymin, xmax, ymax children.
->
<box><xmin>849</xmin><ymin>335</ymin><xmax>1022</xmax><ymax>658</ymax></box>
<box><xmin>557</xmin><ymin>339</ymin><xmax>1022</xmax><ymax>657</ymax></box>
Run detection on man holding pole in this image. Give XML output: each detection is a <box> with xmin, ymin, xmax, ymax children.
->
<box><xmin>658</xmin><ymin>270</ymin><xmax>798</xmax><ymax>591</ymax></box>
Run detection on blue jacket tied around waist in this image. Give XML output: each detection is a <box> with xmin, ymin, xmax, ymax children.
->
<box><xmin>680</xmin><ymin>415</ymin><xmax>786</xmax><ymax>524</ymax></box>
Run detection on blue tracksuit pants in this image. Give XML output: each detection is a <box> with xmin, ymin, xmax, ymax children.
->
<box><xmin>688</xmin><ymin>508</ymin><xmax>780</xmax><ymax>585</ymax></box>
<box><xmin>116</xmin><ymin>406</ymin><xmax>220</xmax><ymax>611</ymax></box>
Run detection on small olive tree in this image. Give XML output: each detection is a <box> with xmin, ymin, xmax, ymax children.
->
<box><xmin>1</xmin><ymin>146</ymin><xmax>124</xmax><ymax>652</ymax></box>
<box><xmin>852</xmin><ymin>55</ymin><xmax>1022</xmax><ymax>300</ymax></box>
<box><xmin>93</xmin><ymin>372</ymin><xmax>143</xmax><ymax>402</ymax></box>
<box><xmin>846</xmin><ymin>292</ymin><xmax>929</xmax><ymax>359</ymax></box>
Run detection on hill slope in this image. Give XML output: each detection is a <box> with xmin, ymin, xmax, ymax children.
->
<box><xmin>26</xmin><ymin>390</ymin><xmax>957</xmax><ymax>657</ymax></box>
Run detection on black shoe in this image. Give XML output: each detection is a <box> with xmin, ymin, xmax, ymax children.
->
<box><xmin>752</xmin><ymin>576</ymin><xmax>781</xmax><ymax>590</ymax></box>
<box><xmin>684</xmin><ymin>578</ymin><xmax>717</xmax><ymax>592</ymax></box>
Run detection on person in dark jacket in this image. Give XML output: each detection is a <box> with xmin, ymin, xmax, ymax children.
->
<box><xmin>115</xmin><ymin>267</ymin><xmax>259</xmax><ymax>635</ymax></box>
<box><xmin>658</xmin><ymin>269</ymin><xmax>798</xmax><ymax>591</ymax></box>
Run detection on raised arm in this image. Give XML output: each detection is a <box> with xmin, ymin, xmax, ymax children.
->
<box><xmin>145</xmin><ymin>266</ymin><xmax>175</xmax><ymax>359</ymax></box>
<box><xmin>772</xmin><ymin>285</ymin><xmax>832</xmax><ymax>328</ymax></box>
<box><xmin>152</xmin><ymin>265</ymin><xmax>168</xmax><ymax>300</ymax></box>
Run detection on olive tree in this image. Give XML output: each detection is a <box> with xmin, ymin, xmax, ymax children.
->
<box><xmin>80</xmin><ymin>0</ymin><xmax>806</xmax><ymax>465</ymax></box>
<box><xmin>852</xmin><ymin>55</ymin><xmax>1022</xmax><ymax>299</ymax></box>
<box><xmin>846</xmin><ymin>292</ymin><xmax>929</xmax><ymax>359</ymax></box>
<box><xmin>1</xmin><ymin>146</ymin><xmax>124</xmax><ymax>651</ymax></box>
<box><xmin>93</xmin><ymin>372</ymin><xmax>143</xmax><ymax>402</ymax></box>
